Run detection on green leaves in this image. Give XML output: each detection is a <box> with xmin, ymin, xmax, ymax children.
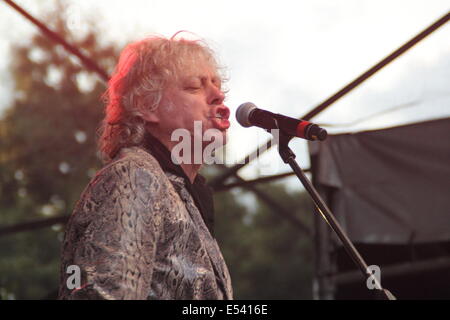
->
<box><xmin>214</xmin><ymin>183</ymin><xmax>314</xmax><ymax>299</ymax></box>
<box><xmin>0</xmin><ymin>7</ymin><xmax>117</xmax><ymax>299</ymax></box>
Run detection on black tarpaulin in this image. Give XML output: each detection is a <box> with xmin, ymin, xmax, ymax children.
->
<box><xmin>309</xmin><ymin>117</ymin><xmax>450</xmax><ymax>244</ymax></box>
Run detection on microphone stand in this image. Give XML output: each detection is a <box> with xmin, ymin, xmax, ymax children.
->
<box><xmin>276</xmin><ymin>131</ymin><xmax>396</xmax><ymax>300</ymax></box>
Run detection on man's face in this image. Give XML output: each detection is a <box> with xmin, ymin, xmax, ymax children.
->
<box><xmin>148</xmin><ymin>62</ymin><xmax>230</xmax><ymax>151</ymax></box>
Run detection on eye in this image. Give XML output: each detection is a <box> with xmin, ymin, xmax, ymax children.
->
<box><xmin>184</xmin><ymin>86</ymin><xmax>201</xmax><ymax>91</ymax></box>
<box><xmin>184</xmin><ymin>81</ymin><xmax>201</xmax><ymax>91</ymax></box>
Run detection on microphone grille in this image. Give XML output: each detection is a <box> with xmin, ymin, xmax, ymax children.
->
<box><xmin>236</xmin><ymin>102</ymin><xmax>257</xmax><ymax>127</ymax></box>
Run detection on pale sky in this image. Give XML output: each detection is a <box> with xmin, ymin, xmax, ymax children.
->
<box><xmin>1</xmin><ymin>0</ymin><xmax>449</xmax><ymax>186</ymax></box>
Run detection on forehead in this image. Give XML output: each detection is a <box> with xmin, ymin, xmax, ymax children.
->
<box><xmin>177</xmin><ymin>59</ymin><xmax>220</xmax><ymax>81</ymax></box>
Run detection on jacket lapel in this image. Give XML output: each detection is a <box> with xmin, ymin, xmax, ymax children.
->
<box><xmin>167</xmin><ymin>174</ymin><xmax>233</xmax><ymax>299</ymax></box>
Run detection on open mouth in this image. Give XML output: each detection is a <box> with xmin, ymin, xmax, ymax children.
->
<box><xmin>211</xmin><ymin>106</ymin><xmax>230</xmax><ymax>120</ymax></box>
<box><xmin>210</xmin><ymin>106</ymin><xmax>230</xmax><ymax>130</ymax></box>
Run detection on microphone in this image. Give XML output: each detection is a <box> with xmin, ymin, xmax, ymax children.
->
<box><xmin>236</xmin><ymin>102</ymin><xmax>328</xmax><ymax>141</ymax></box>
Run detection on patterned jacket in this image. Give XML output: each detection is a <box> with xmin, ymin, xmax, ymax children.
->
<box><xmin>58</xmin><ymin>144</ymin><xmax>233</xmax><ymax>300</ymax></box>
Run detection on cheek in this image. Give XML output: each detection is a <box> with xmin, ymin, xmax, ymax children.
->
<box><xmin>160</xmin><ymin>99</ymin><xmax>179</xmax><ymax>115</ymax></box>
<box><xmin>179</xmin><ymin>99</ymin><xmax>205</xmax><ymax>123</ymax></box>
<box><xmin>160</xmin><ymin>93</ymin><xmax>208</xmax><ymax>131</ymax></box>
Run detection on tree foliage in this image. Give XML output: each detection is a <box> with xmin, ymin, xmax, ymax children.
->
<box><xmin>0</xmin><ymin>7</ymin><xmax>118</xmax><ymax>299</ymax></box>
<box><xmin>214</xmin><ymin>183</ymin><xmax>314</xmax><ymax>299</ymax></box>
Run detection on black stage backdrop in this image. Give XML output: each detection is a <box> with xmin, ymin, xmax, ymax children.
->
<box><xmin>309</xmin><ymin>117</ymin><xmax>450</xmax><ymax>299</ymax></box>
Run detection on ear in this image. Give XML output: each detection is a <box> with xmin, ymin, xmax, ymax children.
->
<box><xmin>141</xmin><ymin>109</ymin><xmax>160</xmax><ymax>124</ymax></box>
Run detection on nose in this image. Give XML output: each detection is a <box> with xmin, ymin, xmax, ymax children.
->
<box><xmin>208</xmin><ymin>83</ymin><xmax>225</xmax><ymax>106</ymax></box>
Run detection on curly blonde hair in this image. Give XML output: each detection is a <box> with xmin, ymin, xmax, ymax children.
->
<box><xmin>97</xmin><ymin>34</ymin><xmax>224</xmax><ymax>163</ymax></box>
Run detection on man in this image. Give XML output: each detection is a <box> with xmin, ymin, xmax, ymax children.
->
<box><xmin>58</xmin><ymin>34</ymin><xmax>233</xmax><ymax>299</ymax></box>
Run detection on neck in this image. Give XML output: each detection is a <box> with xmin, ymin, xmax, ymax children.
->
<box><xmin>179</xmin><ymin>163</ymin><xmax>202</xmax><ymax>184</ymax></box>
<box><xmin>166</xmin><ymin>140</ymin><xmax>202</xmax><ymax>183</ymax></box>
<box><xmin>147</xmin><ymin>130</ymin><xmax>202</xmax><ymax>184</ymax></box>
<box><xmin>165</xmin><ymin>138</ymin><xmax>202</xmax><ymax>183</ymax></box>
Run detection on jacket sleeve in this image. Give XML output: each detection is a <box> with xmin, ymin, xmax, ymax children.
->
<box><xmin>59</xmin><ymin>160</ymin><xmax>163</xmax><ymax>300</ymax></box>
